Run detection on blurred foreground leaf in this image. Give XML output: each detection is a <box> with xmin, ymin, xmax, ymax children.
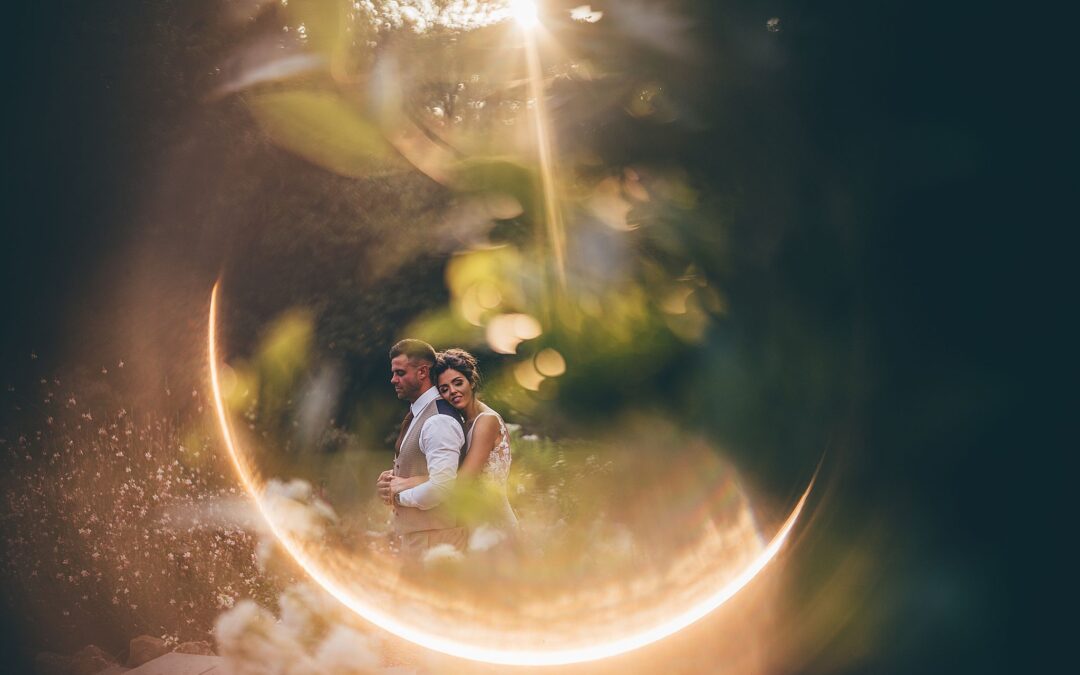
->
<box><xmin>247</xmin><ymin>89</ymin><xmax>400</xmax><ymax>177</ymax></box>
<box><xmin>452</xmin><ymin>158</ymin><xmax>539</xmax><ymax>225</ymax></box>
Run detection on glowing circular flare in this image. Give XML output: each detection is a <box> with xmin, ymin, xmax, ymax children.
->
<box><xmin>208</xmin><ymin>280</ymin><xmax>814</xmax><ymax>665</ymax></box>
<box><xmin>509</xmin><ymin>0</ymin><xmax>540</xmax><ymax>29</ymax></box>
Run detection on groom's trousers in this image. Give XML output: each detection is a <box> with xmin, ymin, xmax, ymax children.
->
<box><xmin>399</xmin><ymin>526</ymin><xmax>469</xmax><ymax>561</ymax></box>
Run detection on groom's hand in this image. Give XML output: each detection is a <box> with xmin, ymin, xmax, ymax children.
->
<box><xmin>376</xmin><ymin>470</ymin><xmax>394</xmax><ymax>505</ymax></box>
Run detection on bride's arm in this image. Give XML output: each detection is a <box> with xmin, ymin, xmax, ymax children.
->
<box><xmin>391</xmin><ymin>417</ymin><xmax>498</xmax><ymax>495</ymax></box>
<box><xmin>389</xmin><ymin>475</ymin><xmax>427</xmax><ymax>495</ymax></box>
<box><xmin>459</xmin><ymin>415</ymin><xmax>499</xmax><ymax>478</ymax></box>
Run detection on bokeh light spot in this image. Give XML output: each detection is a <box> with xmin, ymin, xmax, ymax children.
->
<box><xmin>486</xmin><ymin>313</ymin><xmax>542</xmax><ymax>354</ymax></box>
<box><xmin>534</xmin><ymin>348</ymin><xmax>566</xmax><ymax>377</ymax></box>
<box><xmin>513</xmin><ymin>359</ymin><xmax>545</xmax><ymax>391</ymax></box>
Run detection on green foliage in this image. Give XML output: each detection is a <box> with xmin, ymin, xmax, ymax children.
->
<box><xmin>453</xmin><ymin>158</ymin><xmax>541</xmax><ymax>228</ymax></box>
<box><xmin>246</xmin><ymin>89</ymin><xmax>399</xmax><ymax>178</ymax></box>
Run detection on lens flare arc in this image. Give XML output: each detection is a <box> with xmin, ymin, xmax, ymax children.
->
<box><xmin>207</xmin><ymin>280</ymin><xmax>813</xmax><ymax>666</ymax></box>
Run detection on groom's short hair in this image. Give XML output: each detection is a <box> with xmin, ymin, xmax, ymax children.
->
<box><xmin>389</xmin><ymin>339</ymin><xmax>437</xmax><ymax>382</ymax></box>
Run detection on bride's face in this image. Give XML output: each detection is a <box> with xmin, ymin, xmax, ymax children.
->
<box><xmin>437</xmin><ymin>368</ymin><xmax>473</xmax><ymax>411</ymax></box>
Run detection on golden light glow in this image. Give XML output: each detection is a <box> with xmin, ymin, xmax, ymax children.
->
<box><xmin>509</xmin><ymin>0</ymin><xmax>540</xmax><ymax>29</ymax></box>
<box><xmin>209</xmin><ymin>280</ymin><xmax>816</xmax><ymax>665</ymax></box>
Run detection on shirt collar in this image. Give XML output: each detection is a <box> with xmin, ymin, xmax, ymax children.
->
<box><xmin>410</xmin><ymin>385</ymin><xmax>440</xmax><ymax>416</ymax></box>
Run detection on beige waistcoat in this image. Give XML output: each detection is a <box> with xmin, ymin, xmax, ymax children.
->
<box><xmin>392</xmin><ymin>398</ymin><xmax>462</xmax><ymax>535</ymax></box>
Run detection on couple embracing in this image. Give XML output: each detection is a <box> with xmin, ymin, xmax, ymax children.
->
<box><xmin>375</xmin><ymin>339</ymin><xmax>518</xmax><ymax>562</ymax></box>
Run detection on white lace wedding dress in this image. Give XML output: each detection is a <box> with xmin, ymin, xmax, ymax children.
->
<box><xmin>466</xmin><ymin>409</ymin><xmax>519</xmax><ymax>551</ymax></box>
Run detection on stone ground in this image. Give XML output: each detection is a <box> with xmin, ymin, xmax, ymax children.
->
<box><xmin>108</xmin><ymin>653</ymin><xmax>223</xmax><ymax>675</ymax></box>
<box><xmin>35</xmin><ymin>641</ymin><xmax>223</xmax><ymax>675</ymax></box>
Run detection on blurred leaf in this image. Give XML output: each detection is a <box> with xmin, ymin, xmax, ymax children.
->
<box><xmin>402</xmin><ymin>306</ymin><xmax>483</xmax><ymax>352</ymax></box>
<box><xmin>452</xmin><ymin>158</ymin><xmax>539</xmax><ymax>222</ymax></box>
<box><xmin>258</xmin><ymin>310</ymin><xmax>314</xmax><ymax>380</ymax></box>
<box><xmin>254</xmin><ymin>309</ymin><xmax>315</xmax><ymax>427</ymax></box>
<box><xmin>247</xmin><ymin>89</ymin><xmax>400</xmax><ymax>177</ymax></box>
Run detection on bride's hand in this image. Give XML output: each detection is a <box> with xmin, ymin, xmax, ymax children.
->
<box><xmin>376</xmin><ymin>470</ymin><xmax>394</xmax><ymax>504</ymax></box>
<box><xmin>389</xmin><ymin>475</ymin><xmax>427</xmax><ymax>497</ymax></box>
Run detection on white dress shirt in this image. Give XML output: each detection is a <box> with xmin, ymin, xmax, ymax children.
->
<box><xmin>396</xmin><ymin>386</ymin><xmax>465</xmax><ymax>510</ymax></box>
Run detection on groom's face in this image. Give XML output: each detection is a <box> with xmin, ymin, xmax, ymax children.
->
<box><xmin>390</xmin><ymin>355</ymin><xmax>427</xmax><ymax>402</ymax></box>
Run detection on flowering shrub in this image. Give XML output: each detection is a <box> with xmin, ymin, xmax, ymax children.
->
<box><xmin>0</xmin><ymin>371</ymin><xmax>295</xmax><ymax>654</ymax></box>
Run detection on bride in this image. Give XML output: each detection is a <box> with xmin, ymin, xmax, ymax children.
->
<box><xmin>390</xmin><ymin>348</ymin><xmax>518</xmax><ymax>552</ymax></box>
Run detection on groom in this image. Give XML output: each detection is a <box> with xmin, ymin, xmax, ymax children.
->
<box><xmin>376</xmin><ymin>339</ymin><xmax>467</xmax><ymax>559</ymax></box>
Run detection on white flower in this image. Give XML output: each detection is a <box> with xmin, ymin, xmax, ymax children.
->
<box><xmin>467</xmin><ymin>524</ymin><xmax>507</xmax><ymax>552</ymax></box>
<box><xmin>255</xmin><ymin>537</ymin><xmax>276</xmax><ymax>571</ymax></box>
<box><xmin>570</xmin><ymin>5</ymin><xmax>603</xmax><ymax>23</ymax></box>
<box><xmin>260</xmin><ymin>479</ymin><xmax>336</xmax><ymax>542</ymax></box>
<box><xmin>312</xmin><ymin>625</ymin><xmax>380</xmax><ymax>673</ymax></box>
<box><xmin>279</xmin><ymin>583</ymin><xmax>342</xmax><ymax>647</ymax></box>
<box><xmin>216</xmin><ymin>600</ymin><xmax>317</xmax><ymax>675</ymax></box>
<box><xmin>421</xmin><ymin>543</ymin><xmax>465</xmax><ymax>567</ymax></box>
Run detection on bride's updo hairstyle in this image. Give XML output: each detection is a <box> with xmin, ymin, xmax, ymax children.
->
<box><xmin>434</xmin><ymin>348</ymin><xmax>482</xmax><ymax>390</ymax></box>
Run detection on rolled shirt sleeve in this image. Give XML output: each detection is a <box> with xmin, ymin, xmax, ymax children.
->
<box><xmin>396</xmin><ymin>414</ymin><xmax>465</xmax><ymax>510</ymax></box>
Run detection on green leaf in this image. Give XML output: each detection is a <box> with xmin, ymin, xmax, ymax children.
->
<box><xmin>247</xmin><ymin>89</ymin><xmax>401</xmax><ymax>177</ymax></box>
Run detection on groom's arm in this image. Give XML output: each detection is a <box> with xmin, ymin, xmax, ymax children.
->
<box><xmin>395</xmin><ymin>416</ymin><xmax>464</xmax><ymax>510</ymax></box>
